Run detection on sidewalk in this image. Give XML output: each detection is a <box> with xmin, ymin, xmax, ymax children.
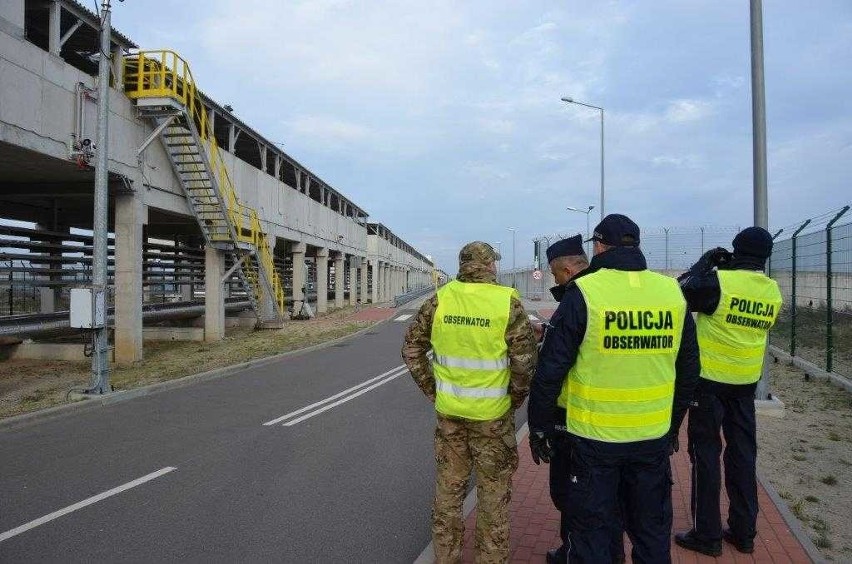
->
<box><xmin>460</xmin><ymin>424</ymin><xmax>813</xmax><ymax>563</ymax></box>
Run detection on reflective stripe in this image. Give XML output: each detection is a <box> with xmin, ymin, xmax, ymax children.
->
<box><xmin>697</xmin><ymin>336</ymin><xmax>765</xmax><ymax>360</ymax></box>
<box><xmin>434</xmin><ymin>354</ymin><xmax>509</xmax><ymax>370</ymax></box>
<box><xmin>569</xmin><ymin>405</ymin><xmax>671</xmax><ymax>428</ymax></box>
<box><xmin>435</xmin><ymin>379</ymin><xmax>508</xmax><ymax>398</ymax></box>
<box><xmin>569</xmin><ymin>381</ymin><xmax>673</xmax><ymax>403</ymax></box>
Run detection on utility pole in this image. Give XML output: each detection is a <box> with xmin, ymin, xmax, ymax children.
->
<box><xmin>751</xmin><ymin>0</ymin><xmax>772</xmax><ymax>401</ymax></box>
<box><xmin>90</xmin><ymin>0</ymin><xmax>113</xmax><ymax>394</ymax></box>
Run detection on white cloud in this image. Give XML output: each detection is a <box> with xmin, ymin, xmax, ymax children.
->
<box><xmin>284</xmin><ymin>115</ymin><xmax>374</xmax><ymax>145</ymax></box>
<box><xmin>665</xmin><ymin>99</ymin><xmax>714</xmax><ymax>123</ymax></box>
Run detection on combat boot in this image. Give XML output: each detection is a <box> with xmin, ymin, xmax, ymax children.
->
<box><xmin>674</xmin><ymin>529</ymin><xmax>722</xmax><ymax>557</ymax></box>
<box><xmin>545</xmin><ymin>547</ymin><xmax>566</xmax><ymax>564</ymax></box>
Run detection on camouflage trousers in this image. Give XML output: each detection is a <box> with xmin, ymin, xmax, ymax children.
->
<box><xmin>432</xmin><ymin>412</ymin><xmax>518</xmax><ymax>564</ymax></box>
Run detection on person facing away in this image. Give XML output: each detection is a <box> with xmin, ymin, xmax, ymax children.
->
<box><xmin>528</xmin><ymin>234</ymin><xmax>626</xmax><ymax>564</ymax></box>
<box><xmin>401</xmin><ymin>241</ymin><xmax>537</xmax><ymax>564</ymax></box>
<box><xmin>674</xmin><ymin>227</ymin><xmax>782</xmax><ymax>557</ymax></box>
<box><xmin>528</xmin><ymin>214</ymin><xmax>700</xmax><ymax>564</ymax></box>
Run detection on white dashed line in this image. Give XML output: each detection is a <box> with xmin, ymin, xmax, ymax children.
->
<box><xmin>395</xmin><ymin>314</ymin><xmax>413</xmax><ymax>322</ymax></box>
<box><xmin>0</xmin><ymin>467</ymin><xmax>177</xmax><ymax>543</ymax></box>
<box><xmin>528</xmin><ymin>314</ymin><xmax>539</xmax><ymax>321</ymax></box>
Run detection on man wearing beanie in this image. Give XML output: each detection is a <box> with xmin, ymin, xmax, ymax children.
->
<box><xmin>402</xmin><ymin>241</ymin><xmax>537</xmax><ymax>563</ymax></box>
<box><xmin>675</xmin><ymin>227</ymin><xmax>783</xmax><ymax>557</ymax></box>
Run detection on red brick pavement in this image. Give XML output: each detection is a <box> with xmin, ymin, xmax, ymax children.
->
<box><xmin>459</xmin><ymin>425</ymin><xmax>813</xmax><ymax>563</ymax></box>
<box><xmin>350</xmin><ymin>306</ymin><xmax>398</xmax><ymax>322</ymax></box>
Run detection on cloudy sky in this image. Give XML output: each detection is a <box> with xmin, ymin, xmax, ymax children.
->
<box><xmin>112</xmin><ymin>1</ymin><xmax>852</xmax><ymax>272</ymax></box>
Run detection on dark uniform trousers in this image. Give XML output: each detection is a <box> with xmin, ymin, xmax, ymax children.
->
<box><xmin>687</xmin><ymin>389</ymin><xmax>758</xmax><ymax>543</ymax></box>
<box><xmin>563</xmin><ymin>436</ymin><xmax>672</xmax><ymax>564</ymax></box>
<box><xmin>549</xmin><ymin>409</ymin><xmax>624</xmax><ymax>563</ymax></box>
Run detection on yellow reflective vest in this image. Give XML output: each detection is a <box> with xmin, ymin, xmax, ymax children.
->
<box><xmin>565</xmin><ymin>269</ymin><xmax>686</xmax><ymax>443</ymax></box>
<box><xmin>696</xmin><ymin>270</ymin><xmax>782</xmax><ymax>385</ymax></box>
<box><xmin>431</xmin><ymin>280</ymin><xmax>519</xmax><ymax>420</ymax></box>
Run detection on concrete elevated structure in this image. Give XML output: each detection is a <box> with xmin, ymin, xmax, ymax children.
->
<box><xmin>0</xmin><ymin>0</ymin><xmax>434</xmax><ymax>364</ymax></box>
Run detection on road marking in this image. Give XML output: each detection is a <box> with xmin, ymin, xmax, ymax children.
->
<box><xmin>394</xmin><ymin>314</ymin><xmax>413</xmax><ymax>322</ymax></box>
<box><xmin>283</xmin><ymin>366</ymin><xmax>408</xmax><ymax>426</ymax></box>
<box><xmin>0</xmin><ymin>467</ymin><xmax>176</xmax><ymax>544</ymax></box>
<box><xmin>528</xmin><ymin>314</ymin><xmax>538</xmax><ymax>321</ymax></box>
<box><xmin>262</xmin><ymin>364</ymin><xmax>408</xmax><ymax>426</ymax></box>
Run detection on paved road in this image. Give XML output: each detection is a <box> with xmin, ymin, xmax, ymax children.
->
<box><xmin>0</xmin><ymin>301</ymin><xmax>540</xmax><ymax>563</ymax></box>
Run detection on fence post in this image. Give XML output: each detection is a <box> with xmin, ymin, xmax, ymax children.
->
<box><xmin>790</xmin><ymin>219</ymin><xmax>811</xmax><ymax>358</ymax></box>
<box><xmin>825</xmin><ymin>206</ymin><xmax>850</xmax><ymax>373</ymax></box>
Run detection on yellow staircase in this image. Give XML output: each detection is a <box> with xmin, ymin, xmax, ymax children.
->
<box><xmin>123</xmin><ymin>51</ymin><xmax>285</xmax><ymax>323</ymax></box>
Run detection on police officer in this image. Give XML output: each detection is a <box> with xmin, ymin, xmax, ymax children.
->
<box><xmin>529</xmin><ymin>214</ymin><xmax>700</xmax><ymax>563</ymax></box>
<box><xmin>528</xmin><ymin>235</ymin><xmax>625</xmax><ymax>564</ymax></box>
<box><xmin>675</xmin><ymin>227</ymin><xmax>782</xmax><ymax>557</ymax></box>
<box><xmin>402</xmin><ymin>241</ymin><xmax>537</xmax><ymax>564</ymax></box>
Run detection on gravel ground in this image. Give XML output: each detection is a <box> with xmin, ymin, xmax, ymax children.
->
<box><xmin>0</xmin><ymin>306</ymin><xmax>373</xmax><ymax>419</ymax></box>
<box><xmin>757</xmin><ymin>360</ymin><xmax>852</xmax><ymax>561</ymax></box>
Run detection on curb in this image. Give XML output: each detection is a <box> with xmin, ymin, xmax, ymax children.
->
<box><xmin>0</xmin><ymin>312</ymin><xmax>396</xmax><ymax>433</ymax></box>
<box><xmin>757</xmin><ymin>472</ymin><xmax>825</xmax><ymax>563</ymax></box>
<box><xmin>768</xmin><ymin>345</ymin><xmax>852</xmax><ymax>393</ymax></box>
<box><xmin>413</xmin><ymin>422</ymin><xmax>529</xmax><ymax>564</ymax></box>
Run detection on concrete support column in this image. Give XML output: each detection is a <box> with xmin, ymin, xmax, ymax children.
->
<box><xmin>361</xmin><ymin>259</ymin><xmax>369</xmax><ymax>304</ymax></box>
<box><xmin>291</xmin><ymin>242</ymin><xmax>307</xmax><ymax>315</ymax></box>
<box><xmin>205</xmin><ymin>246</ymin><xmax>226</xmax><ymax>342</ymax></box>
<box><xmin>316</xmin><ymin>248</ymin><xmax>329</xmax><ymax>314</ymax></box>
<box><xmin>259</xmin><ymin>240</ymin><xmax>279</xmax><ymax>321</ymax></box>
<box><xmin>371</xmin><ymin>260</ymin><xmax>379</xmax><ymax>304</ymax></box>
<box><xmin>383</xmin><ymin>264</ymin><xmax>390</xmax><ymax>302</ymax></box>
<box><xmin>48</xmin><ymin>0</ymin><xmax>61</xmax><ymax>56</ymax></box>
<box><xmin>114</xmin><ymin>195</ymin><xmax>145</xmax><ymax>364</ymax></box>
<box><xmin>334</xmin><ymin>253</ymin><xmax>345</xmax><ymax>309</ymax></box>
<box><xmin>349</xmin><ymin>258</ymin><xmax>358</xmax><ymax>306</ymax></box>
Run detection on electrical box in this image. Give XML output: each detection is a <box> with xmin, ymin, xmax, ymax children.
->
<box><xmin>70</xmin><ymin>288</ymin><xmax>106</xmax><ymax>329</ymax></box>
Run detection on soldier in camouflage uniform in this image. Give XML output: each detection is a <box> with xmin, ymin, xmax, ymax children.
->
<box><xmin>402</xmin><ymin>241</ymin><xmax>537</xmax><ymax>564</ymax></box>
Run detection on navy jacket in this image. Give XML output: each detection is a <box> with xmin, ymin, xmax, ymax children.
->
<box><xmin>528</xmin><ymin>247</ymin><xmax>701</xmax><ymax>451</ymax></box>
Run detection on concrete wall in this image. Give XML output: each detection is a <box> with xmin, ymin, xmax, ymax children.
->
<box><xmin>0</xmin><ymin>1</ymin><xmax>24</xmax><ymax>34</ymax></box>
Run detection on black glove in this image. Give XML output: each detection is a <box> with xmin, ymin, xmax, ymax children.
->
<box><xmin>668</xmin><ymin>434</ymin><xmax>680</xmax><ymax>456</ymax></box>
<box><xmin>690</xmin><ymin>247</ymin><xmax>731</xmax><ymax>274</ymax></box>
<box><xmin>529</xmin><ymin>430</ymin><xmax>552</xmax><ymax>465</ymax></box>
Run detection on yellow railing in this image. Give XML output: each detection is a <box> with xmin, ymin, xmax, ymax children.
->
<box><xmin>124</xmin><ymin>50</ymin><xmax>285</xmax><ymax>315</ymax></box>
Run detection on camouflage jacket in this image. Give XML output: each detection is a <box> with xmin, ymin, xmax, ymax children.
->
<box><xmin>401</xmin><ymin>262</ymin><xmax>538</xmax><ymax>410</ymax></box>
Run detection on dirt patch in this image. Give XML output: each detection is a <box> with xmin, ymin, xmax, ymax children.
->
<box><xmin>758</xmin><ymin>360</ymin><xmax>852</xmax><ymax>561</ymax></box>
<box><xmin>0</xmin><ymin>306</ymin><xmax>374</xmax><ymax>420</ymax></box>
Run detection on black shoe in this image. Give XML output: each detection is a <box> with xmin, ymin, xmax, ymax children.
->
<box><xmin>611</xmin><ymin>552</ymin><xmax>625</xmax><ymax>564</ymax></box>
<box><xmin>546</xmin><ymin>547</ymin><xmax>566</xmax><ymax>564</ymax></box>
<box><xmin>674</xmin><ymin>530</ymin><xmax>722</xmax><ymax>557</ymax></box>
<box><xmin>723</xmin><ymin>528</ymin><xmax>755</xmax><ymax>553</ymax></box>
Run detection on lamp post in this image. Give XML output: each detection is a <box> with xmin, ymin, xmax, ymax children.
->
<box><xmin>567</xmin><ymin>205</ymin><xmax>595</xmax><ymax>256</ymax></box>
<box><xmin>507</xmin><ymin>228</ymin><xmax>516</xmax><ymax>289</ymax></box>
<box><xmin>561</xmin><ymin>97</ymin><xmax>605</xmax><ymax>221</ymax></box>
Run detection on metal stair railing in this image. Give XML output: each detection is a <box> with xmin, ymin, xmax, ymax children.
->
<box><xmin>123</xmin><ymin>50</ymin><xmax>285</xmax><ymax>321</ymax></box>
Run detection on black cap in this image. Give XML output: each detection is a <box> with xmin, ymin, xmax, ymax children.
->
<box><xmin>732</xmin><ymin>227</ymin><xmax>773</xmax><ymax>259</ymax></box>
<box><xmin>546</xmin><ymin>235</ymin><xmax>584</xmax><ymax>263</ymax></box>
<box><xmin>586</xmin><ymin>214</ymin><xmax>640</xmax><ymax>247</ymax></box>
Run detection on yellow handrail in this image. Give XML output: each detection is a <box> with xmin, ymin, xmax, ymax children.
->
<box><xmin>124</xmin><ymin>50</ymin><xmax>285</xmax><ymax>315</ymax></box>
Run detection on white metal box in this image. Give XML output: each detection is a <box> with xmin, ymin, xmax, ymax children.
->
<box><xmin>70</xmin><ymin>288</ymin><xmax>106</xmax><ymax>329</ymax></box>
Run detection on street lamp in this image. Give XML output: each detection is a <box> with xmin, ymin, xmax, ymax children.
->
<box><xmin>507</xmin><ymin>228</ymin><xmax>516</xmax><ymax>289</ymax></box>
<box><xmin>567</xmin><ymin>205</ymin><xmax>595</xmax><ymax>256</ymax></box>
<box><xmin>561</xmin><ymin>97</ymin><xmax>605</xmax><ymax>222</ymax></box>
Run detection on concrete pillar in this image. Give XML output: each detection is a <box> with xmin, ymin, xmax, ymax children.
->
<box><xmin>349</xmin><ymin>258</ymin><xmax>358</xmax><ymax>306</ymax></box>
<box><xmin>114</xmin><ymin>195</ymin><xmax>145</xmax><ymax>363</ymax></box>
<box><xmin>360</xmin><ymin>259</ymin><xmax>369</xmax><ymax>305</ymax></box>
<box><xmin>39</xmin><ymin>288</ymin><xmax>55</xmax><ymax>314</ymax></box>
<box><xmin>259</xmin><ymin>240</ymin><xmax>280</xmax><ymax>321</ymax></box>
<box><xmin>371</xmin><ymin>260</ymin><xmax>379</xmax><ymax>304</ymax></box>
<box><xmin>383</xmin><ymin>264</ymin><xmax>390</xmax><ymax>301</ymax></box>
<box><xmin>291</xmin><ymin>242</ymin><xmax>307</xmax><ymax>315</ymax></box>
<box><xmin>316</xmin><ymin>247</ymin><xmax>329</xmax><ymax>314</ymax></box>
<box><xmin>204</xmin><ymin>246</ymin><xmax>226</xmax><ymax>342</ymax></box>
<box><xmin>334</xmin><ymin>253</ymin><xmax>345</xmax><ymax>309</ymax></box>
<box><xmin>48</xmin><ymin>0</ymin><xmax>61</xmax><ymax>56</ymax></box>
